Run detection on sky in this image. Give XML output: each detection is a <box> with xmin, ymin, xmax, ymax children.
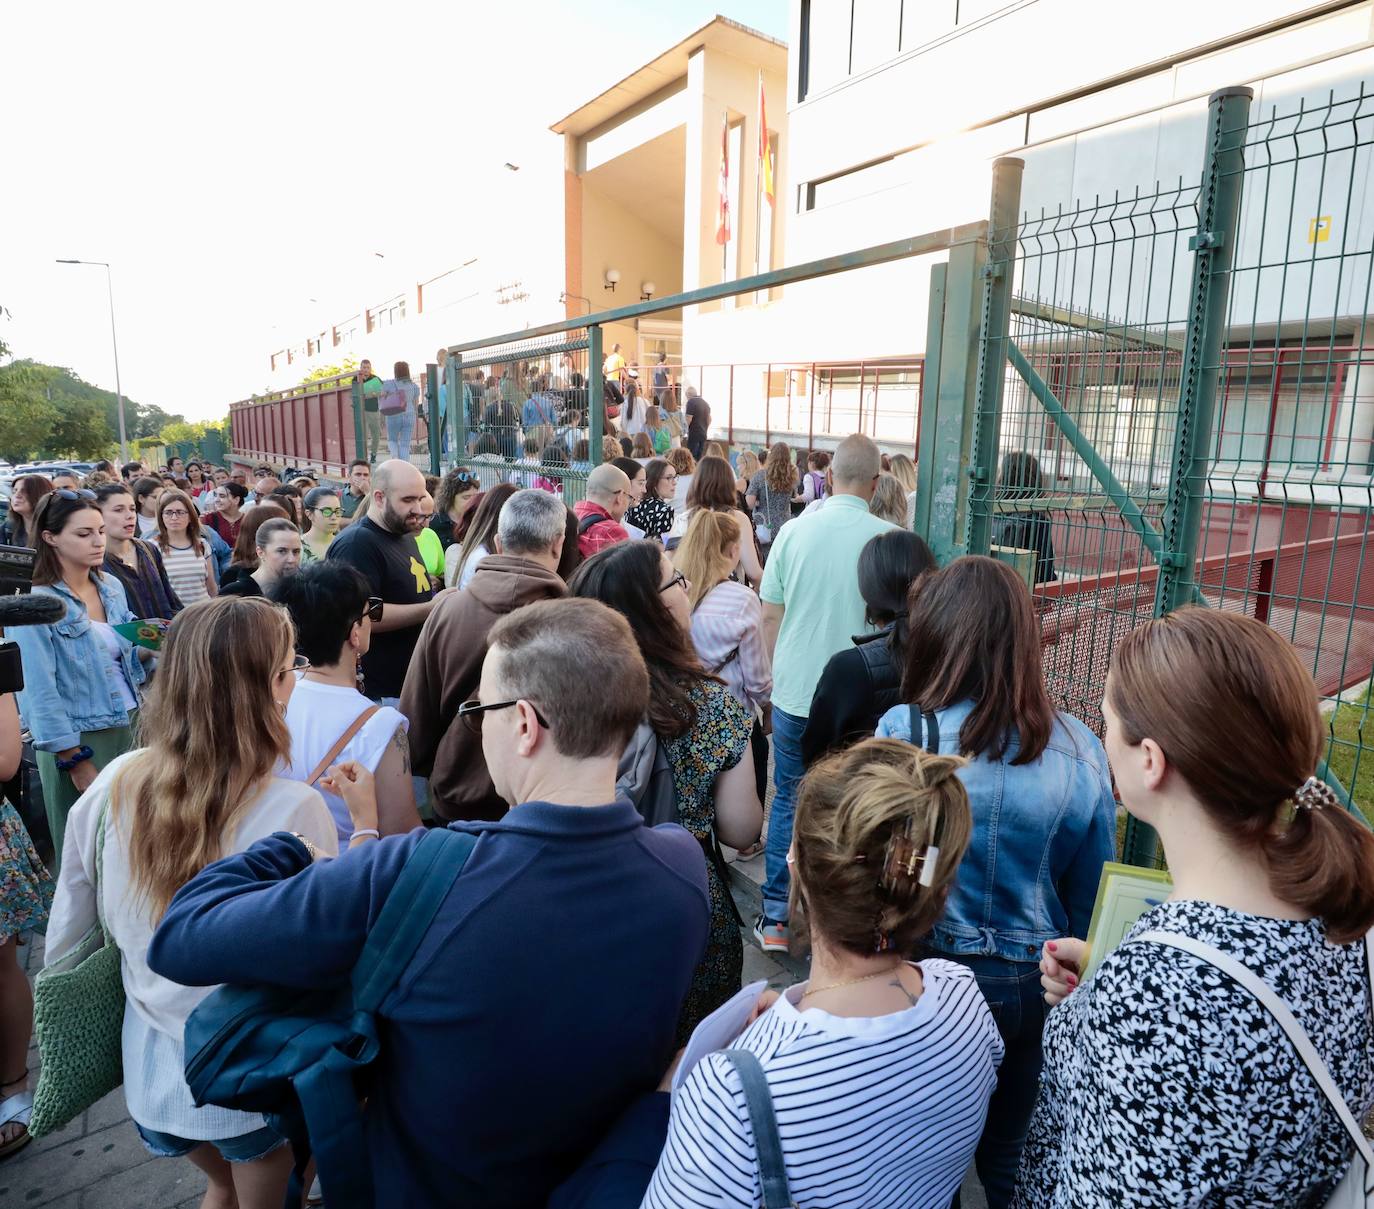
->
<box><xmin>1</xmin><ymin>0</ymin><xmax>788</xmax><ymax>421</ymax></box>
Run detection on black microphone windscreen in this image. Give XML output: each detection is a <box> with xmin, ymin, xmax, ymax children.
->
<box><xmin>0</xmin><ymin>594</ymin><xmax>68</xmax><ymax>628</ymax></box>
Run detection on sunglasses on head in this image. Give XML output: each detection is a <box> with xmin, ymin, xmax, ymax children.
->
<box><xmin>53</xmin><ymin>488</ymin><xmax>96</xmax><ymax>502</ymax></box>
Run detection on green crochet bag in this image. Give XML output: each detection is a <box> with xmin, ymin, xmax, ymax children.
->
<box><xmin>30</xmin><ymin>799</ymin><xmax>125</xmax><ymax>1137</ymax></box>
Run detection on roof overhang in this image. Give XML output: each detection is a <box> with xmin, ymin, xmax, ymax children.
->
<box><xmin>550</xmin><ymin>15</ymin><xmax>788</xmax><ymax>138</ymax></box>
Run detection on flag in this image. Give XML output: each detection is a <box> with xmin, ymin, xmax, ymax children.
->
<box><xmin>716</xmin><ymin>111</ymin><xmax>731</xmax><ymax>247</ymax></box>
<box><xmin>758</xmin><ymin>71</ymin><xmax>774</xmax><ymax>209</ymax></box>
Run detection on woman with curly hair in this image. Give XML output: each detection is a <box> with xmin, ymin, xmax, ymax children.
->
<box><xmin>746</xmin><ymin>441</ymin><xmax>799</xmax><ymax>557</ymax></box>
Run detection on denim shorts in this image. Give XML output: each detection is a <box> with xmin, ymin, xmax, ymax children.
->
<box><xmin>136</xmin><ymin>1121</ymin><xmax>286</xmax><ymax>1164</ymax></box>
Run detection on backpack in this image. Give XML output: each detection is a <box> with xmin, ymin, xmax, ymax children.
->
<box><xmin>616</xmin><ymin>719</ymin><xmax>743</xmax><ymax>925</ymax></box>
<box><xmin>378</xmin><ymin>380</ymin><xmax>410</xmax><ymax>415</ymax></box>
<box><xmin>808</xmin><ymin>470</ymin><xmax>827</xmax><ymax>500</ymax></box>
<box><xmin>182</xmin><ymin>828</ymin><xmax>476</xmax><ymax>1209</ymax></box>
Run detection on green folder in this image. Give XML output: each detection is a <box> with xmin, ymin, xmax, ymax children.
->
<box><xmin>1082</xmin><ymin>861</ymin><xmax>1175</xmax><ymax>980</ymax></box>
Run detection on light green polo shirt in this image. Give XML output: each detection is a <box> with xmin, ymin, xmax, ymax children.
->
<box><xmin>760</xmin><ymin>494</ymin><xmax>898</xmax><ymax>717</ymax></box>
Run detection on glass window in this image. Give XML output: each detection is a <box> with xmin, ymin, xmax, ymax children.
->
<box><xmin>900</xmin><ymin>0</ymin><xmax>957</xmax><ymax>51</ymax></box>
<box><xmin>850</xmin><ymin>0</ymin><xmax>901</xmax><ymax>75</ymax></box>
<box><xmin>803</xmin><ymin>0</ymin><xmax>853</xmax><ymax>97</ymax></box>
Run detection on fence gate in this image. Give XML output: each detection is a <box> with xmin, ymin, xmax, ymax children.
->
<box><xmin>960</xmin><ymin>84</ymin><xmax>1374</xmax><ymax>864</ymax></box>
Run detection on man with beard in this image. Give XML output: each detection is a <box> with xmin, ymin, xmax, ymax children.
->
<box><xmin>327</xmin><ymin>459</ymin><xmax>449</xmax><ymax>705</ymax></box>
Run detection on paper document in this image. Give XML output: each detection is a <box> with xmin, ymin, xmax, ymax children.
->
<box><xmin>1082</xmin><ymin>861</ymin><xmax>1174</xmax><ymax>980</ymax></box>
<box><xmin>672</xmin><ymin>979</ymin><xmax>768</xmax><ymax>1095</ymax></box>
<box><xmin>624</xmin><ymin>522</ymin><xmax>646</xmax><ymax>541</ymax></box>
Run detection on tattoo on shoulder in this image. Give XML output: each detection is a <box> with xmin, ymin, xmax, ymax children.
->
<box><xmin>889</xmin><ymin>977</ymin><xmax>920</xmax><ymax>1007</ymax></box>
<box><xmin>391</xmin><ymin>727</ymin><xmax>411</xmax><ymax>774</ymax></box>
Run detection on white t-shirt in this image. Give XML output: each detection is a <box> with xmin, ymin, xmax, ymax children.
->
<box><xmin>456</xmin><ymin>542</ymin><xmax>490</xmax><ymax>590</ymax></box>
<box><xmin>280</xmin><ymin>677</ymin><xmax>407</xmax><ymax>843</ymax></box>
<box><xmin>91</xmin><ymin>619</ymin><xmax>139</xmax><ymax>711</ymax></box>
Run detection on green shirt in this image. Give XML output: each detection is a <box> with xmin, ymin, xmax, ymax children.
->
<box><xmin>360</xmin><ymin>374</ymin><xmax>383</xmax><ymax>413</ymax></box>
<box><xmin>758</xmin><ymin>493</ymin><xmax>897</xmax><ymax>717</ymax></box>
<box><xmin>415</xmin><ymin>526</ymin><xmax>445</xmax><ymax>580</ymax></box>
<box><xmin>340</xmin><ymin>489</ymin><xmax>368</xmax><ymax>519</ymax></box>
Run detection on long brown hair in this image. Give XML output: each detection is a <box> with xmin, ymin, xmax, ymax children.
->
<box><xmin>675</xmin><ymin>510</ymin><xmax>739</xmax><ymax>610</ymax></box>
<box><xmin>154</xmin><ymin>489</ymin><xmax>204</xmax><ymax>553</ymax></box>
<box><xmin>790</xmin><ymin>738</ymin><xmax>972</xmax><ymax>958</ymax></box>
<box><xmin>229</xmin><ymin>502</ymin><xmax>289</xmax><ymax>569</ymax></box>
<box><xmin>1110</xmin><ymin>607</ymin><xmax>1374</xmax><ymax>943</ymax></box>
<box><xmin>685</xmin><ymin>454</ymin><xmax>738</xmax><ymax>512</ymax></box>
<box><xmin>8</xmin><ymin>474</ymin><xmax>54</xmax><ymax>545</ymax></box>
<box><xmin>764</xmin><ymin>441</ymin><xmax>797</xmax><ymax>494</ymax></box>
<box><xmin>31</xmin><ymin>493</ymin><xmax>103</xmax><ymax>586</ymax></box>
<box><xmin>902</xmin><ymin>556</ymin><xmax>1054</xmax><ymax>764</ymax></box>
<box><xmin>113</xmin><ymin>598</ymin><xmax>295</xmax><ymax>920</ymax></box>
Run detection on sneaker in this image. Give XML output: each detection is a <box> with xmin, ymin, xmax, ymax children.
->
<box><xmin>754</xmin><ymin>916</ymin><xmax>790</xmax><ymax>953</ymax></box>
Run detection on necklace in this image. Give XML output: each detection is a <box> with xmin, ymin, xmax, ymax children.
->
<box><xmin>801</xmin><ymin>962</ymin><xmax>905</xmax><ymax>999</ymax></box>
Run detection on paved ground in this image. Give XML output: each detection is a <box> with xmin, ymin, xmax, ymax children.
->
<box><xmin>6</xmin><ymin>859</ymin><xmax>983</xmax><ymax>1209</ymax></box>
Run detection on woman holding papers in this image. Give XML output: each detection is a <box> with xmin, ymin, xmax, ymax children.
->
<box><xmin>874</xmin><ymin>556</ymin><xmax>1117</xmax><ymax>1209</ymax></box>
<box><xmin>1017</xmin><ymin>609</ymin><xmax>1374</xmax><ymax>1208</ymax></box>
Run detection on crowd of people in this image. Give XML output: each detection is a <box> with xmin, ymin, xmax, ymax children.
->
<box><xmin>0</xmin><ymin>405</ymin><xmax>1370</xmax><ymax>1209</ymax></box>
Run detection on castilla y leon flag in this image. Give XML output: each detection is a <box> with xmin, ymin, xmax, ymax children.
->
<box><xmin>758</xmin><ymin>71</ymin><xmax>774</xmax><ymax>208</ymax></box>
<box><xmin>716</xmin><ymin>111</ymin><xmax>731</xmax><ymax>246</ymax></box>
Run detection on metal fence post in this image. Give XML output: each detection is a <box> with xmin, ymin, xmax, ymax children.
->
<box><xmin>1124</xmin><ymin>84</ymin><xmax>1252</xmax><ymax>869</ymax></box>
<box><xmin>588</xmin><ymin>325</ymin><xmax>604</xmax><ymax>456</ymax></box>
<box><xmin>913</xmin><ymin>264</ymin><xmax>946</xmax><ymax>542</ymax></box>
<box><xmin>423</xmin><ymin>364</ymin><xmax>439</xmax><ymax>475</ymax></box>
<box><xmin>967</xmin><ymin>158</ymin><xmax>1024</xmax><ymax>556</ymax></box>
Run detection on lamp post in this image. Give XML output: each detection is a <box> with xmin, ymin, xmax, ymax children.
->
<box><xmin>56</xmin><ymin>258</ymin><xmax>128</xmax><ymax>462</ymax></box>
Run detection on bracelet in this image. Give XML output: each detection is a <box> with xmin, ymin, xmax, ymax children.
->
<box><xmin>290</xmin><ymin>832</ymin><xmax>321</xmax><ymax>861</ymax></box>
<box><xmin>56</xmin><ymin>745</ymin><xmax>94</xmax><ymax>773</ymax></box>
<box><xmin>350</xmin><ymin>828</ymin><xmax>380</xmax><ymax>843</ymax></box>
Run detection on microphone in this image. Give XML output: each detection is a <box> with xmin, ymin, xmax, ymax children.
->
<box><xmin>0</xmin><ymin>594</ymin><xmax>66</xmax><ymax>628</ymax></box>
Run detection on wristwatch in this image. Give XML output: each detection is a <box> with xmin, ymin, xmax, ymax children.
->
<box><xmin>290</xmin><ymin>833</ymin><xmax>321</xmax><ymax>861</ymax></box>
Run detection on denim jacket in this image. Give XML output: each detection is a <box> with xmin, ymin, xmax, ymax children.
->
<box><xmin>876</xmin><ymin>698</ymin><xmax>1117</xmax><ymax>963</ymax></box>
<box><xmin>13</xmin><ymin>574</ymin><xmax>146</xmax><ymax>752</ymax></box>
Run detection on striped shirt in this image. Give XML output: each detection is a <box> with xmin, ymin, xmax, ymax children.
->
<box><xmin>160</xmin><ymin>540</ymin><xmax>211</xmax><ymax>607</ymax></box>
<box><xmin>689</xmin><ymin>580</ymin><xmax>771</xmax><ymax>714</ymax></box>
<box><xmin>642</xmin><ymin>960</ymin><xmax>1002</xmax><ymax>1209</ymax></box>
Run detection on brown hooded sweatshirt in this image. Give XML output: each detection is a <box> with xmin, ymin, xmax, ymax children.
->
<box><xmin>400</xmin><ymin>554</ymin><xmax>566</xmax><ymax>821</ymax></box>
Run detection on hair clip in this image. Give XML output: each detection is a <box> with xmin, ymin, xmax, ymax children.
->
<box><xmin>1293</xmin><ymin>776</ymin><xmax>1339</xmax><ymax>811</ymax></box>
<box><xmin>881</xmin><ymin>828</ymin><xmax>940</xmax><ymax>891</ymax></box>
<box><xmin>918</xmin><ymin>846</ymin><xmax>940</xmax><ymax>888</ymax></box>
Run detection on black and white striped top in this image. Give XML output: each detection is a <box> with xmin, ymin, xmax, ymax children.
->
<box><xmin>641</xmin><ymin>960</ymin><xmax>1003</xmax><ymax>1209</ymax></box>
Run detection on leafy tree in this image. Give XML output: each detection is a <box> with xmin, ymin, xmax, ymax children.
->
<box><xmin>301</xmin><ymin>357</ymin><xmax>358</xmax><ymax>385</ymax></box>
<box><xmin>0</xmin><ymin>364</ymin><xmax>60</xmax><ymax>462</ymax></box>
<box><xmin>161</xmin><ymin>420</ymin><xmax>206</xmax><ymax>445</ymax></box>
<box><xmin>49</xmin><ymin>395</ymin><xmax>114</xmax><ymax>459</ymax></box>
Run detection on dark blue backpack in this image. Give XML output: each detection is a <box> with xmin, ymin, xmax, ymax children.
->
<box><xmin>182</xmin><ymin>827</ymin><xmax>476</xmax><ymax>1209</ymax></box>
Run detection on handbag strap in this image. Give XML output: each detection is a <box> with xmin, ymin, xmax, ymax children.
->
<box><xmin>306</xmin><ymin>706</ymin><xmax>381</xmax><ymax>787</ymax></box>
<box><xmin>93</xmin><ymin>795</ymin><xmax>114</xmax><ymax>945</ymax></box>
<box><xmin>722</xmin><ymin>1050</ymin><xmax>796</xmax><ymax>1209</ymax></box>
<box><xmin>907</xmin><ymin>706</ymin><xmax>940</xmax><ymax>753</ymax></box>
<box><xmin>1136</xmin><ymin>929</ymin><xmax>1374</xmax><ymax>1169</ymax></box>
<box><xmin>351</xmin><ymin>828</ymin><xmax>477</xmax><ymax>1014</ymax></box>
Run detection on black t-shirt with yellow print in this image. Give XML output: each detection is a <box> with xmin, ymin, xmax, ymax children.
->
<box><xmin>326</xmin><ymin>516</ymin><xmax>434</xmax><ymax>699</ymax></box>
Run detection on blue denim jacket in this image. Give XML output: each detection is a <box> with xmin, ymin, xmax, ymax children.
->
<box><xmin>876</xmin><ymin>698</ymin><xmax>1117</xmax><ymax>963</ymax></box>
<box><xmin>13</xmin><ymin>574</ymin><xmax>146</xmax><ymax>752</ymax></box>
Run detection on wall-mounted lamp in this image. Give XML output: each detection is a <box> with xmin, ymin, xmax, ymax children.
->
<box><xmin>640</xmin><ymin>281</ymin><xmax>656</xmax><ymax>302</ymax></box>
<box><xmin>604</xmin><ymin>268</ymin><xmax>620</xmax><ymax>292</ymax></box>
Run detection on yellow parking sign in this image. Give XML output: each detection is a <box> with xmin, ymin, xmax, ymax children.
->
<box><xmin>1309</xmin><ymin>215</ymin><xmax>1333</xmax><ymax>243</ymax></box>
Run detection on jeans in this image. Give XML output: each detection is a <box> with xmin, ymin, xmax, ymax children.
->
<box><xmin>944</xmin><ymin>954</ymin><xmax>1046</xmax><ymax>1209</ymax></box>
<box><xmin>365</xmin><ymin>410</ymin><xmax>382</xmax><ymax>461</ymax></box>
<box><xmin>761</xmin><ymin>706</ymin><xmax>806</xmax><ymax>924</ymax></box>
<box><xmin>386</xmin><ymin>410</ymin><xmax>415</xmax><ymax>461</ymax></box>
<box><xmin>136</xmin><ymin>1121</ymin><xmax>285</xmax><ymax>1163</ymax></box>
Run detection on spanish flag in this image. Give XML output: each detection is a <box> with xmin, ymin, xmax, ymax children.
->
<box><xmin>716</xmin><ymin>111</ymin><xmax>731</xmax><ymax>246</ymax></box>
<box><xmin>758</xmin><ymin>70</ymin><xmax>774</xmax><ymax>209</ymax></box>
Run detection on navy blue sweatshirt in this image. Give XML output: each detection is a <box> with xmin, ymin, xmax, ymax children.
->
<box><xmin>148</xmin><ymin>802</ymin><xmax>710</xmax><ymax>1209</ymax></box>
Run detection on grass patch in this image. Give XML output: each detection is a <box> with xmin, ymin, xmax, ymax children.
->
<box><xmin>1325</xmin><ymin>688</ymin><xmax>1374</xmax><ymax>826</ymax></box>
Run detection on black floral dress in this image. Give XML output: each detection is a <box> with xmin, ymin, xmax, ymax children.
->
<box><xmin>626</xmin><ymin>495</ymin><xmax>676</xmax><ymax>542</ymax></box>
<box><xmin>1013</xmin><ymin>899</ymin><xmax>1374</xmax><ymax>1208</ymax></box>
<box><xmin>664</xmin><ymin>679</ymin><xmax>752</xmax><ymax>1045</ymax></box>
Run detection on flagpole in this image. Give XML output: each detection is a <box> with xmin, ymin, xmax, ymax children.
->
<box><xmin>754</xmin><ymin>73</ymin><xmax>764</xmax><ymax>287</ymax></box>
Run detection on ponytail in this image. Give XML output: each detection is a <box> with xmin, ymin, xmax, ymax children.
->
<box><xmin>1110</xmin><ymin>608</ymin><xmax>1374</xmax><ymax>942</ymax></box>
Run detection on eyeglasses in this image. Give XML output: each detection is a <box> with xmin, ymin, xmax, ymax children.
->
<box><xmin>53</xmin><ymin>488</ymin><xmax>96</xmax><ymax>502</ymax></box>
<box><xmin>284</xmin><ymin>654</ymin><xmax>311</xmax><ymax>679</ymax></box>
<box><xmin>662</xmin><ymin>473</ymin><xmax>678</xmax><ymax>482</ymax></box>
<box><xmin>456</xmin><ymin>698</ymin><xmax>550</xmax><ymax>735</ymax></box>
<box><xmin>360</xmin><ymin>596</ymin><xmax>384</xmax><ymax>623</ymax></box>
<box><xmin>314</xmin><ymin>507</ymin><xmax>342</xmax><ymax>518</ymax></box>
<box><xmin>161</xmin><ymin>508</ymin><xmax>190</xmax><ymax>518</ymax></box>
<box><xmin>660</xmin><ymin>569</ymin><xmax>688</xmax><ymax>594</ymax></box>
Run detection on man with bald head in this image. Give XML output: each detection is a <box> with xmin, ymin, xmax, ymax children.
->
<box><xmin>326</xmin><ymin>459</ymin><xmax>449</xmax><ymax>703</ymax></box>
<box><xmin>572</xmin><ymin>462</ymin><xmax>633</xmax><ymax>558</ymax></box>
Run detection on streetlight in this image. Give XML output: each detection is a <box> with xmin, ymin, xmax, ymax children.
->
<box><xmin>56</xmin><ymin>258</ymin><xmax>128</xmax><ymax>462</ymax></box>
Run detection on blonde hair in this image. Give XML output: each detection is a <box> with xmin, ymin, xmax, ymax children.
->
<box><xmin>870</xmin><ymin>473</ymin><xmax>908</xmax><ymax>527</ymax></box>
<box><xmin>889</xmin><ymin>454</ymin><xmax>917</xmax><ymax>495</ymax></box>
<box><xmin>675</xmin><ymin>510</ymin><xmax>740</xmax><ymax>610</ymax></box>
<box><xmin>666</xmin><ymin>447</ymin><xmax>696</xmax><ymax>476</ymax></box>
<box><xmin>736</xmin><ymin>450</ymin><xmax>761</xmax><ymax>482</ymax></box>
<box><xmin>600</xmin><ymin>436</ymin><xmax>622</xmax><ymax>464</ymax></box>
<box><xmin>790</xmin><ymin>738</ymin><xmax>971</xmax><ymax>957</ymax></box>
<box><xmin>704</xmin><ymin>441</ymin><xmax>729</xmax><ymax>462</ymax></box>
<box><xmin>113</xmin><ymin>598</ymin><xmax>295</xmax><ymax>921</ymax></box>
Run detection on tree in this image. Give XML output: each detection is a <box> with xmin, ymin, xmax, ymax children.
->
<box><xmin>0</xmin><ymin>364</ymin><xmax>60</xmax><ymax>463</ymax></box>
<box><xmin>301</xmin><ymin>357</ymin><xmax>358</xmax><ymax>385</ymax></box>
<box><xmin>49</xmin><ymin>395</ymin><xmax>114</xmax><ymax>459</ymax></box>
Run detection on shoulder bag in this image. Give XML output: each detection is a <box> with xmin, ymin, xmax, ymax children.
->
<box><xmin>1136</xmin><ymin>929</ymin><xmax>1374</xmax><ymax>1208</ymax></box>
<box><xmin>306</xmin><ymin>705</ymin><xmax>381</xmax><ymax>787</ymax></box>
<box><xmin>755</xmin><ymin>482</ymin><xmax>773</xmax><ymax>545</ymax></box>
<box><xmin>722</xmin><ymin>1049</ymin><xmax>798</xmax><ymax>1208</ymax></box>
<box><xmin>30</xmin><ymin>798</ymin><xmax>125</xmax><ymax>1137</ymax></box>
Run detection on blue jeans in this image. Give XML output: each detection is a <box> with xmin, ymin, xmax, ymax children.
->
<box><xmin>137</xmin><ymin>1121</ymin><xmax>285</xmax><ymax>1163</ymax></box>
<box><xmin>761</xmin><ymin>707</ymin><xmax>807</xmax><ymax>924</ymax></box>
<box><xmin>945</xmin><ymin>954</ymin><xmax>1046</xmax><ymax>1209</ymax></box>
<box><xmin>385</xmin><ymin>410</ymin><xmax>415</xmax><ymax>461</ymax></box>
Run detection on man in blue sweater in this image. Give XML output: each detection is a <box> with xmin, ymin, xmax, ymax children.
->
<box><xmin>149</xmin><ymin>598</ymin><xmax>711</xmax><ymax>1209</ymax></box>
